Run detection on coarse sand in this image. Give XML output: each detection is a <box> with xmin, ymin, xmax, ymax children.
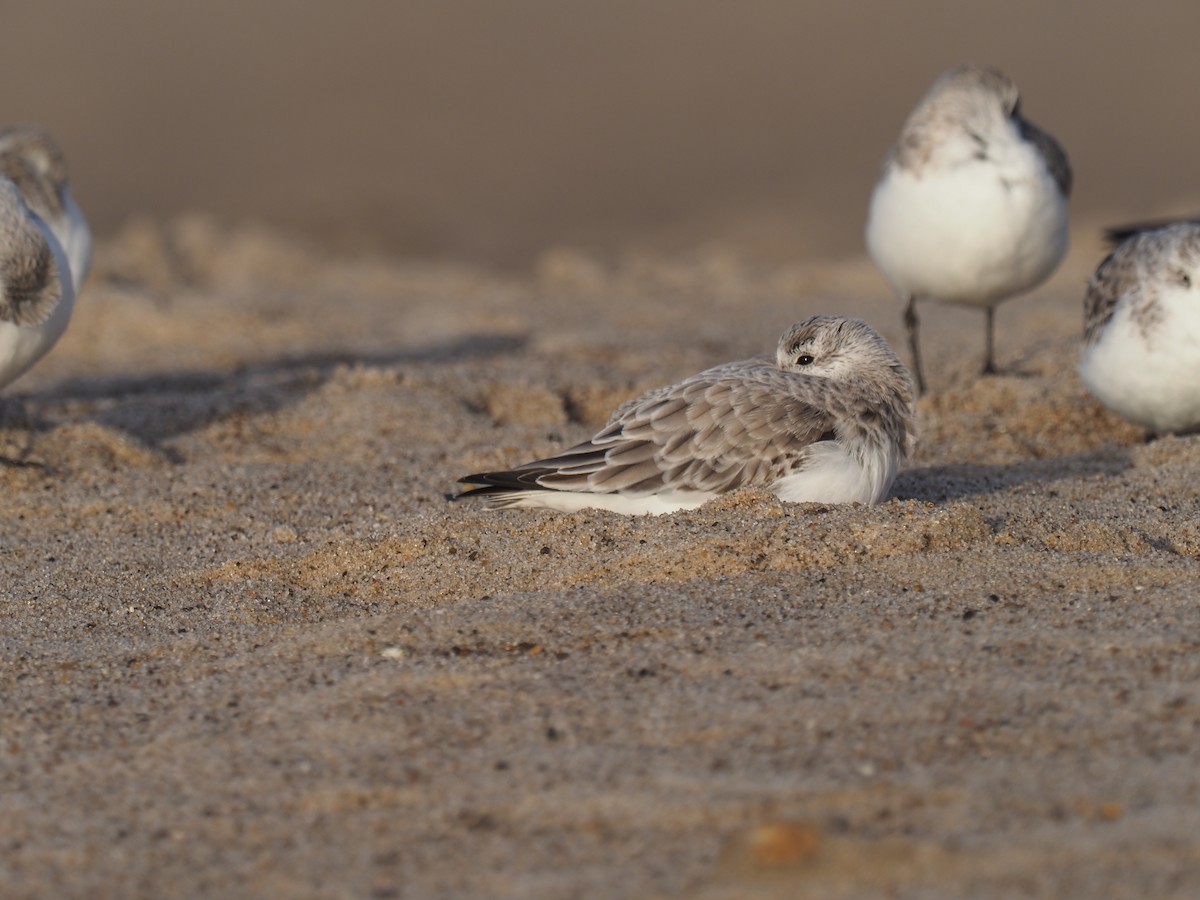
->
<box><xmin>1</xmin><ymin>216</ymin><xmax>1198</xmax><ymax>898</ymax></box>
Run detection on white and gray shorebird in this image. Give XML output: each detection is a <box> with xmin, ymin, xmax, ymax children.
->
<box><xmin>1080</xmin><ymin>222</ymin><xmax>1200</xmax><ymax>434</ymax></box>
<box><xmin>0</xmin><ymin>125</ymin><xmax>89</xmax><ymax>394</ymax></box>
<box><xmin>0</xmin><ymin>176</ymin><xmax>76</xmax><ymax>393</ymax></box>
<box><xmin>459</xmin><ymin>316</ymin><xmax>916</xmax><ymax>514</ymax></box>
<box><xmin>866</xmin><ymin>64</ymin><xmax>1072</xmax><ymax>394</ymax></box>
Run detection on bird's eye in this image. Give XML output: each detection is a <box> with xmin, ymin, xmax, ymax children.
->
<box><xmin>1181</xmin><ymin>272</ymin><xmax>1193</xmax><ymax>288</ymax></box>
<box><xmin>797</xmin><ymin>354</ymin><xmax>815</xmax><ymax>366</ymax></box>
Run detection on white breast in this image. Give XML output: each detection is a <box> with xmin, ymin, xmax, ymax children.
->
<box><xmin>1079</xmin><ymin>287</ymin><xmax>1200</xmax><ymax>433</ymax></box>
<box><xmin>771</xmin><ymin>439</ymin><xmax>901</xmax><ymax>506</ymax></box>
<box><xmin>867</xmin><ymin>136</ymin><xmax>1068</xmax><ymax>308</ymax></box>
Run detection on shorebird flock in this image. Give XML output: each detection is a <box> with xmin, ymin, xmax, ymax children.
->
<box><xmin>461</xmin><ymin>63</ymin><xmax>1200</xmax><ymax>514</ymax></box>
<box><xmin>0</xmin><ymin>67</ymin><xmax>1194</xmax><ymax>516</ymax></box>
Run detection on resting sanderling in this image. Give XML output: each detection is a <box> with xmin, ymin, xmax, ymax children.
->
<box><xmin>0</xmin><ymin>125</ymin><xmax>91</xmax><ymax>292</ymax></box>
<box><xmin>866</xmin><ymin>64</ymin><xmax>1072</xmax><ymax>394</ymax></box>
<box><xmin>458</xmin><ymin>316</ymin><xmax>915</xmax><ymax>514</ymax></box>
<box><xmin>1080</xmin><ymin>222</ymin><xmax>1200</xmax><ymax>434</ymax></box>
<box><xmin>0</xmin><ymin>177</ymin><xmax>76</xmax><ymax>393</ymax></box>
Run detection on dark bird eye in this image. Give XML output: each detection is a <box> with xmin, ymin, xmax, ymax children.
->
<box><xmin>1182</xmin><ymin>272</ymin><xmax>1193</xmax><ymax>288</ymax></box>
<box><xmin>797</xmin><ymin>354</ymin><xmax>815</xmax><ymax>366</ymax></box>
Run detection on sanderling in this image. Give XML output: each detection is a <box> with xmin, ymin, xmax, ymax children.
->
<box><xmin>0</xmin><ymin>125</ymin><xmax>91</xmax><ymax>293</ymax></box>
<box><xmin>0</xmin><ymin>176</ymin><xmax>76</xmax><ymax>393</ymax></box>
<box><xmin>1080</xmin><ymin>222</ymin><xmax>1200</xmax><ymax>434</ymax></box>
<box><xmin>459</xmin><ymin>316</ymin><xmax>915</xmax><ymax>514</ymax></box>
<box><xmin>866</xmin><ymin>64</ymin><xmax>1072</xmax><ymax>394</ymax></box>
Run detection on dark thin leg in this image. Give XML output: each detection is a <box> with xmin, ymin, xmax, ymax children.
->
<box><xmin>981</xmin><ymin>306</ymin><xmax>997</xmax><ymax>375</ymax></box>
<box><xmin>0</xmin><ymin>398</ymin><xmax>42</xmax><ymax>468</ymax></box>
<box><xmin>903</xmin><ymin>295</ymin><xmax>926</xmax><ymax>396</ymax></box>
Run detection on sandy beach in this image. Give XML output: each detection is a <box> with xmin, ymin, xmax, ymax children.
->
<box><xmin>0</xmin><ymin>212</ymin><xmax>1196</xmax><ymax>897</ymax></box>
<box><xmin>3</xmin><ymin>3</ymin><xmax>1200</xmax><ymax>897</ymax></box>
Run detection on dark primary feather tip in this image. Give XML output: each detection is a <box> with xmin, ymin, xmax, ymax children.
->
<box><xmin>456</xmin><ymin>468</ymin><xmax>556</xmax><ymax>498</ymax></box>
<box><xmin>1103</xmin><ymin>217</ymin><xmax>1200</xmax><ymax>247</ymax></box>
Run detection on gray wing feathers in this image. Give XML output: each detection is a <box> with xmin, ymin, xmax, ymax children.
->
<box><xmin>1020</xmin><ymin>119</ymin><xmax>1072</xmax><ymax>197</ymax></box>
<box><xmin>1083</xmin><ymin>250</ymin><xmax>1127</xmax><ymax>345</ymax></box>
<box><xmin>523</xmin><ymin>365</ymin><xmax>836</xmax><ymax>497</ymax></box>
<box><xmin>0</xmin><ymin>221</ymin><xmax>61</xmax><ymax>326</ymax></box>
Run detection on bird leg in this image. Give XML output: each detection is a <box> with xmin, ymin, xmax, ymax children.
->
<box><xmin>981</xmin><ymin>306</ymin><xmax>997</xmax><ymax>375</ymax></box>
<box><xmin>903</xmin><ymin>295</ymin><xmax>926</xmax><ymax>395</ymax></box>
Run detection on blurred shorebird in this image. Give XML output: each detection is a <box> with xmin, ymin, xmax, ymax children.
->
<box><xmin>0</xmin><ymin>125</ymin><xmax>89</xmax><ymax>396</ymax></box>
<box><xmin>0</xmin><ymin>178</ymin><xmax>75</xmax><ymax>393</ymax></box>
<box><xmin>0</xmin><ymin>125</ymin><xmax>91</xmax><ymax>293</ymax></box>
<box><xmin>1080</xmin><ymin>222</ymin><xmax>1200</xmax><ymax>434</ymax></box>
<box><xmin>866</xmin><ymin>64</ymin><xmax>1072</xmax><ymax>394</ymax></box>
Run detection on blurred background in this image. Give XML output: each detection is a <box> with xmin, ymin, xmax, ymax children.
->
<box><xmin>3</xmin><ymin>0</ymin><xmax>1198</xmax><ymax>267</ymax></box>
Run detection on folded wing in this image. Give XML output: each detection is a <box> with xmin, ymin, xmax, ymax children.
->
<box><xmin>460</xmin><ymin>363</ymin><xmax>838</xmax><ymax>499</ymax></box>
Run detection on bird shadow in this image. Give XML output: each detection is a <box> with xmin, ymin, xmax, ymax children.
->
<box><xmin>11</xmin><ymin>332</ymin><xmax>526</xmax><ymax>449</ymax></box>
<box><xmin>894</xmin><ymin>446</ymin><xmax>1133</xmax><ymax>503</ymax></box>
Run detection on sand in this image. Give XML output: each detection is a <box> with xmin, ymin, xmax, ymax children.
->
<box><xmin>0</xmin><ymin>215</ymin><xmax>1197</xmax><ymax>898</ymax></box>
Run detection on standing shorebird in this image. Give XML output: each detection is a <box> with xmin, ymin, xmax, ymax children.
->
<box><xmin>866</xmin><ymin>64</ymin><xmax>1072</xmax><ymax>394</ymax></box>
<box><xmin>1080</xmin><ymin>222</ymin><xmax>1200</xmax><ymax>435</ymax></box>
<box><xmin>458</xmin><ymin>316</ymin><xmax>915</xmax><ymax>514</ymax></box>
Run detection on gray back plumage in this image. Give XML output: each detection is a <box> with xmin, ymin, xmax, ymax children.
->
<box><xmin>0</xmin><ymin>178</ymin><xmax>62</xmax><ymax>327</ymax></box>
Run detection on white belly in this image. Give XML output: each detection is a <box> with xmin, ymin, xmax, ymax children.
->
<box><xmin>492</xmin><ymin>488</ymin><xmax>714</xmax><ymax>515</ymax></box>
<box><xmin>487</xmin><ymin>439</ymin><xmax>902</xmax><ymax>515</ymax></box>
<box><xmin>771</xmin><ymin>439</ymin><xmax>901</xmax><ymax>506</ymax></box>
<box><xmin>866</xmin><ymin>151</ymin><xmax>1068</xmax><ymax>308</ymax></box>
<box><xmin>0</xmin><ymin>295</ymin><xmax>74</xmax><ymax>391</ymax></box>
